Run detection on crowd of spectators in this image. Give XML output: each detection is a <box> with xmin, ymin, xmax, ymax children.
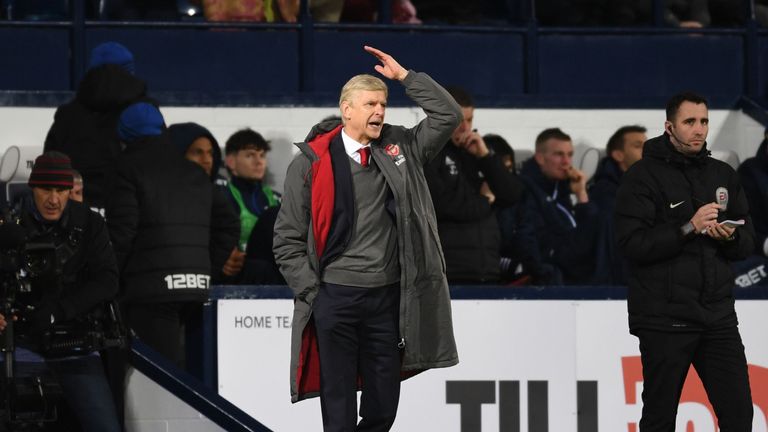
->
<box><xmin>15</xmin><ymin>39</ymin><xmax>768</xmax><ymax>292</ymax></box>
<box><xmin>3</xmin><ymin>38</ymin><xmax>768</xmax><ymax>428</ymax></box>
<box><xmin>4</xmin><ymin>0</ymin><xmax>768</xmax><ymax>27</ymax></box>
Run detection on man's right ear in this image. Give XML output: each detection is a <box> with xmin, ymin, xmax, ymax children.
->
<box><xmin>224</xmin><ymin>154</ymin><xmax>236</xmax><ymax>171</ymax></box>
<box><xmin>610</xmin><ymin>149</ymin><xmax>625</xmax><ymax>164</ymax></box>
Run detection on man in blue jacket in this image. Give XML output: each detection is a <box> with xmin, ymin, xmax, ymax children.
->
<box><xmin>588</xmin><ymin>125</ymin><xmax>646</xmax><ymax>284</ymax></box>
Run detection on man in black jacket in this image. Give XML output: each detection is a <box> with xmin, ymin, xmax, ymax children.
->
<box><xmin>588</xmin><ymin>125</ymin><xmax>646</xmax><ymax>285</ymax></box>
<box><xmin>615</xmin><ymin>92</ymin><xmax>754</xmax><ymax>431</ymax></box>
<box><xmin>424</xmin><ymin>87</ymin><xmax>523</xmax><ymax>283</ymax></box>
<box><xmin>168</xmin><ymin>122</ymin><xmax>242</xmax><ymax>283</ymax></box>
<box><xmin>0</xmin><ymin>152</ymin><xmax>121</xmax><ymax>431</ymax></box>
<box><xmin>44</xmin><ymin>41</ymin><xmax>147</xmax><ymax>213</ymax></box>
<box><xmin>107</xmin><ymin>103</ymin><xmax>222</xmax><ymax>369</ymax></box>
<box><xmin>737</xmin><ymin>127</ymin><xmax>768</xmax><ymax>257</ymax></box>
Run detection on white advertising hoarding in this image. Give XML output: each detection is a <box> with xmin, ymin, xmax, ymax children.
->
<box><xmin>217</xmin><ymin>299</ymin><xmax>768</xmax><ymax>432</ymax></box>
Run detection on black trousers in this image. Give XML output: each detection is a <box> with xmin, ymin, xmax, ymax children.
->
<box><xmin>636</xmin><ymin>326</ymin><xmax>753</xmax><ymax>432</ymax></box>
<box><xmin>124</xmin><ymin>302</ymin><xmax>198</xmax><ymax>369</ymax></box>
<box><xmin>313</xmin><ymin>282</ymin><xmax>401</xmax><ymax>432</ymax></box>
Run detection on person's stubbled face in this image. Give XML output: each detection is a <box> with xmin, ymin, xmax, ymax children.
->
<box><xmin>451</xmin><ymin>106</ymin><xmax>474</xmax><ymax>147</ymax></box>
<box><xmin>226</xmin><ymin>147</ymin><xmax>267</xmax><ymax>181</ymax></box>
<box><xmin>535</xmin><ymin>138</ymin><xmax>574</xmax><ymax>181</ymax></box>
<box><xmin>185</xmin><ymin>136</ymin><xmax>215</xmax><ymax>176</ymax></box>
<box><xmin>33</xmin><ymin>187</ymin><xmax>70</xmax><ymax>221</ymax></box>
<box><xmin>612</xmin><ymin>131</ymin><xmax>647</xmax><ymax>172</ymax></box>
<box><xmin>341</xmin><ymin>89</ymin><xmax>387</xmax><ymax>145</ymax></box>
<box><xmin>666</xmin><ymin>101</ymin><xmax>708</xmax><ymax>156</ymax></box>
<box><xmin>70</xmin><ymin>180</ymin><xmax>84</xmax><ymax>202</ymax></box>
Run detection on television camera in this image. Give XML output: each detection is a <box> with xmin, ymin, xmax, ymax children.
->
<box><xmin>0</xmin><ymin>206</ymin><xmax>126</xmax><ymax>430</ymax></box>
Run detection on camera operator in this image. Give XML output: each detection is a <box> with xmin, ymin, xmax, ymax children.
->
<box><xmin>0</xmin><ymin>152</ymin><xmax>121</xmax><ymax>431</ymax></box>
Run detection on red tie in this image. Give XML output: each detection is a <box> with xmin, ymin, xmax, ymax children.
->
<box><xmin>358</xmin><ymin>147</ymin><xmax>371</xmax><ymax>167</ymax></box>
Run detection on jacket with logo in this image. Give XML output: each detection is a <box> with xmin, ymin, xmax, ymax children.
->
<box><xmin>424</xmin><ymin>142</ymin><xmax>523</xmax><ymax>282</ymax></box>
<box><xmin>273</xmin><ymin>71</ymin><xmax>461</xmax><ymax>403</ymax></box>
<box><xmin>615</xmin><ymin>133</ymin><xmax>755</xmax><ymax>332</ymax></box>
<box><xmin>107</xmin><ymin>134</ymin><xmax>217</xmax><ymax>304</ymax></box>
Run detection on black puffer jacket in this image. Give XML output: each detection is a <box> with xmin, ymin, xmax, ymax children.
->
<box><xmin>615</xmin><ymin>133</ymin><xmax>754</xmax><ymax>333</ymax></box>
<box><xmin>424</xmin><ymin>143</ymin><xmax>523</xmax><ymax>282</ymax></box>
<box><xmin>167</xmin><ymin>122</ymin><xmax>239</xmax><ymax>283</ymax></box>
<box><xmin>588</xmin><ymin>157</ymin><xmax>627</xmax><ymax>284</ymax></box>
<box><xmin>107</xmin><ymin>134</ymin><xmax>216</xmax><ymax>304</ymax></box>
<box><xmin>44</xmin><ymin>64</ymin><xmax>147</xmax><ymax>210</ymax></box>
<box><xmin>737</xmin><ymin>138</ymin><xmax>768</xmax><ymax>256</ymax></box>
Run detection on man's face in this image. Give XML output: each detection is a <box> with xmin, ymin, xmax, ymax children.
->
<box><xmin>341</xmin><ymin>90</ymin><xmax>387</xmax><ymax>145</ymax></box>
<box><xmin>666</xmin><ymin>101</ymin><xmax>709</xmax><ymax>155</ymax></box>
<box><xmin>226</xmin><ymin>147</ymin><xmax>267</xmax><ymax>181</ymax></box>
<box><xmin>33</xmin><ymin>187</ymin><xmax>70</xmax><ymax>221</ymax></box>
<box><xmin>451</xmin><ymin>106</ymin><xmax>474</xmax><ymax>146</ymax></box>
<box><xmin>186</xmin><ymin>136</ymin><xmax>215</xmax><ymax>176</ymax></box>
<box><xmin>535</xmin><ymin>138</ymin><xmax>574</xmax><ymax>181</ymax></box>
<box><xmin>612</xmin><ymin>131</ymin><xmax>647</xmax><ymax>172</ymax></box>
<box><xmin>71</xmin><ymin>181</ymin><xmax>84</xmax><ymax>203</ymax></box>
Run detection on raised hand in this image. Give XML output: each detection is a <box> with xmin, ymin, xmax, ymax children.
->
<box><xmin>364</xmin><ymin>45</ymin><xmax>408</xmax><ymax>81</ymax></box>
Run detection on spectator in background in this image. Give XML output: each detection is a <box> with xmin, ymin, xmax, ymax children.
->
<box><xmin>484</xmin><ymin>134</ymin><xmax>545</xmax><ymax>284</ymax></box>
<box><xmin>71</xmin><ymin>169</ymin><xmax>85</xmax><ymax>203</ymax></box>
<box><xmin>44</xmin><ymin>41</ymin><xmax>147</xmax><ymax>214</ymax></box>
<box><xmin>107</xmin><ymin>103</ymin><xmax>218</xmax><ymax>369</ymax></box>
<box><xmin>341</xmin><ymin>0</ymin><xmax>421</xmax><ymax>23</ymax></box>
<box><xmin>424</xmin><ymin>87</ymin><xmax>524</xmax><ymax>283</ymax></box>
<box><xmin>615</xmin><ymin>92</ymin><xmax>754</xmax><ymax>430</ymax></box>
<box><xmin>100</xmin><ymin>0</ymin><xmax>180</xmax><ymax>20</ymax></box>
<box><xmin>411</xmin><ymin>0</ymin><xmax>505</xmax><ymax>25</ymax></box>
<box><xmin>517</xmin><ymin>128</ymin><xmax>599</xmax><ymax>284</ymax></box>
<box><xmin>311</xmin><ymin>0</ymin><xmax>345</xmax><ymax>22</ymax></box>
<box><xmin>484</xmin><ymin>133</ymin><xmax>516</xmax><ymax>172</ymax></box>
<box><xmin>203</xmin><ymin>0</ymin><xmax>299</xmax><ymax>22</ymax></box>
<box><xmin>737</xmin><ymin>127</ymin><xmax>768</xmax><ymax>257</ymax></box>
<box><xmin>665</xmin><ymin>0</ymin><xmax>710</xmax><ymax>27</ymax></box>
<box><xmin>168</xmin><ymin>122</ymin><xmax>241</xmax><ymax>284</ymax></box>
<box><xmin>223</xmin><ymin>128</ymin><xmax>283</xmax><ymax>284</ymax></box>
<box><xmin>588</xmin><ymin>125</ymin><xmax>646</xmax><ymax>284</ymax></box>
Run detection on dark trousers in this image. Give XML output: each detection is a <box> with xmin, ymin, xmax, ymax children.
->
<box><xmin>18</xmin><ymin>355</ymin><xmax>121</xmax><ymax>432</ymax></box>
<box><xmin>313</xmin><ymin>282</ymin><xmax>401</xmax><ymax>432</ymax></box>
<box><xmin>125</xmin><ymin>302</ymin><xmax>196</xmax><ymax>369</ymax></box>
<box><xmin>636</xmin><ymin>327</ymin><xmax>753</xmax><ymax>432</ymax></box>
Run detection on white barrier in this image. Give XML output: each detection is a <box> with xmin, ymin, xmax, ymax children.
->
<box><xmin>217</xmin><ymin>299</ymin><xmax>768</xmax><ymax>432</ymax></box>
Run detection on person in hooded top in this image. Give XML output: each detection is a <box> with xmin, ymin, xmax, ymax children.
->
<box><xmin>44</xmin><ymin>41</ymin><xmax>148</xmax><ymax>213</ymax></box>
<box><xmin>107</xmin><ymin>103</ymin><xmax>220</xmax><ymax>369</ymax></box>
<box><xmin>168</xmin><ymin>122</ymin><xmax>242</xmax><ymax>283</ymax></box>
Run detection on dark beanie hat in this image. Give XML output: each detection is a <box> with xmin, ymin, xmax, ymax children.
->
<box><xmin>89</xmin><ymin>41</ymin><xmax>135</xmax><ymax>74</ymax></box>
<box><xmin>118</xmin><ymin>102</ymin><xmax>165</xmax><ymax>143</ymax></box>
<box><xmin>28</xmin><ymin>151</ymin><xmax>74</xmax><ymax>189</ymax></box>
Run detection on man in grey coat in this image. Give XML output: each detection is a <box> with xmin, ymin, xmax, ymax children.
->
<box><xmin>273</xmin><ymin>46</ymin><xmax>460</xmax><ymax>431</ymax></box>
